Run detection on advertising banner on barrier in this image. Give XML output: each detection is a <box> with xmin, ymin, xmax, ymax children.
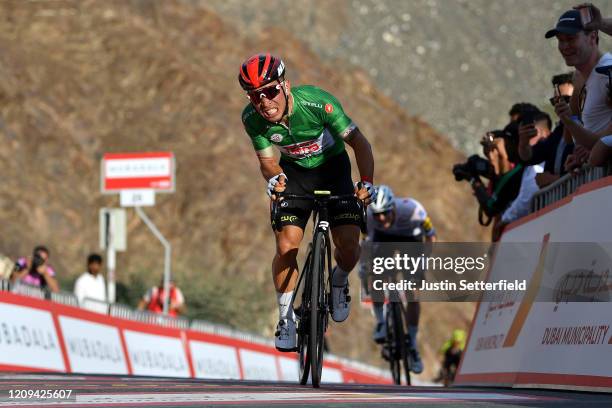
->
<box><xmin>457</xmin><ymin>179</ymin><xmax>612</xmax><ymax>390</ymax></box>
<box><xmin>0</xmin><ymin>291</ymin><xmax>391</xmax><ymax>384</ymax></box>
<box><xmin>239</xmin><ymin>349</ymin><xmax>279</xmax><ymax>381</ymax></box>
<box><xmin>123</xmin><ymin>330</ymin><xmax>190</xmax><ymax>378</ymax></box>
<box><xmin>322</xmin><ymin>366</ymin><xmax>344</xmax><ymax>383</ymax></box>
<box><xmin>0</xmin><ymin>303</ymin><xmax>64</xmax><ymax>371</ymax></box>
<box><xmin>277</xmin><ymin>356</ymin><xmax>299</xmax><ymax>382</ymax></box>
<box><xmin>190</xmin><ymin>341</ymin><xmax>241</xmax><ymax>380</ymax></box>
<box><xmin>59</xmin><ymin>316</ymin><xmax>127</xmax><ymax>375</ymax></box>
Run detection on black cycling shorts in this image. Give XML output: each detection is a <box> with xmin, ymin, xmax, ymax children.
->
<box><xmin>273</xmin><ymin>151</ymin><xmax>361</xmax><ymax>231</ymax></box>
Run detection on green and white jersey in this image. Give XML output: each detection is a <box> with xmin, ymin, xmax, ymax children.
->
<box><xmin>241</xmin><ymin>85</ymin><xmax>356</xmax><ymax>169</ymax></box>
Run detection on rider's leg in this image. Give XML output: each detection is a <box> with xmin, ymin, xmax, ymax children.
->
<box><xmin>273</xmin><ymin>225</ymin><xmax>304</xmax><ymax>351</ymax></box>
<box><xmin>273</xmin><ymin>225</ymin><xmax>304</xmax><ymax>320</ymax></box>
<box><xmin>331</xmin><ymin>224</ymin><xmax>361</xmax><ymax>284</ymax></box>
<box><xmin>372</xmin><ymin>300</ymin><xmax>387</xmax><ymax>343</ymax></box>
<box><xmin>329</xmin><ymin>224</ymin><xmax>360</xmax><ymax>322</ymax></box>
<box><xmin>406</xmin><ymin>301</ymin><xmax>420</xmax><ymax>347</ymax></box>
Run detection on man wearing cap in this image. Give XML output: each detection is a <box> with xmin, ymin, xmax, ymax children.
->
<box><xmin>546</xmin><ymin>8</ymin><xmax>612</xmax><ymax>152</ymax></box>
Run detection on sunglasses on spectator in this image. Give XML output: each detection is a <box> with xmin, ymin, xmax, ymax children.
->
<box><xmin>247</xmin><ymin>84</ymin><xmax>283</xmax><ymax>104</ymax></box>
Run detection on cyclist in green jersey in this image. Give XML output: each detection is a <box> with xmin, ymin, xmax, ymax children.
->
<box><xmin>239</xmin><ymin>53</ymin><xmax>376</xmax><ymax>351</ymax></box>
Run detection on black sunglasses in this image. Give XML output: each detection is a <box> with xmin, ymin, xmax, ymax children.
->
<box><xmin>247</xmin><ymin>84</ymin><xmax>283</xmax><ymax>104</ymax></box>
<box><xmin>373</xmin><ymin>210</ymin><xmax>393</xmax><ymax>219</ymax></box>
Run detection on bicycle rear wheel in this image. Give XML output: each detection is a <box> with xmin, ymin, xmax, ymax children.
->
<box><xmin>403</xmin><ymin>330</ymin><xmax>412</xmax><ymax>386</ymax></box>
<box><xmin>309</xmin><ymin>231</ymin><xmax>327</xmax><ymax>388</ymax></box>
<box><xmin>386</xmin><ymin>303</ymin><xmax>401</xmax><ymax>384</ymax></box>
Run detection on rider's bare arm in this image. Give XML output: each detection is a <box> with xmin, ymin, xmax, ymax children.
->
<box><xmin>256</xmin><ymin>146</ymin><xmax>284</xmax><ymax>180</ymax></box>
<box><xmin>344</xmin><ymin>128</ymin><xmax>374</xmax><ymax>183</ymax></box>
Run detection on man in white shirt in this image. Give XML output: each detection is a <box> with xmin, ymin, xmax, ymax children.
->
<box><xmin>74</xmin><ymin>254</ymin><xmax>107</xmax><ymax>314</ymax></box>
<box><xmin>545</xmin><ymin>9</ymin><xmax>612</xmax><ymax>151</ymax></box>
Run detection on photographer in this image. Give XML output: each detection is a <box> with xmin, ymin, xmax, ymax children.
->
<box><xmin>10</xmin><ymin>245</ymin><xmax>59</xmax><ymax>293</ymax></box>
<box><xmin>453</xmin><ymin>125</ymin><xmax>525</xmax><ymax>241</ymax></box>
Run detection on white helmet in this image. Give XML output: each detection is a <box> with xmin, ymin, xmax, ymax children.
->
<box><xmin>370</xmin><ymin>185</ymin><xmax>395</xmax><ymax>214</ymax></box>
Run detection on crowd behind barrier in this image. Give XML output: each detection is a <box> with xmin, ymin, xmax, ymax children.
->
<box><xmin>451</xmin><ymin>3</ymin><xmax>612</xmax><ymax>242</ymax></box>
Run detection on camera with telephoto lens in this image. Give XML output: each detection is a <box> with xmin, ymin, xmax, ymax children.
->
<box><xmin>452</xmin><ymin>154</ymin><xmax>493</xmax><ymax>182</ymax></box>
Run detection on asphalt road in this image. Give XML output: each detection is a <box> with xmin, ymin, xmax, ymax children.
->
<box><xmin>0</xmin><ymin>373</ymin><xmax>611</xmax><ymax>407</ymax></box>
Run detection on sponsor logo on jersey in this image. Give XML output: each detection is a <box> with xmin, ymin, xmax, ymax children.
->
<box><xmin>270</xmin><ymin>133</ymin><xmax>284</xmax><ymax>143</ymax></box>
<box><xmin>285</xmin><ymin>140</ymin><xmax>322</xmax><ymax>156</ymax></box>
<box><xmin>277</xmin><ymin>129</ymin><xmax>335</xmax><ymax>159</ymax></box>
<box><xmin>302</xmin><ymin>101</ymin><xmax>323</xmax><ymax>109</ymax></box>
<box><xmin>325</xmin><ymin>103</ymin><xmax>334</xmax><ymax>113</ymax></box>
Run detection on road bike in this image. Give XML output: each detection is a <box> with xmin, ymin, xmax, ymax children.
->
<box><xmin>381</xmin><ymin>299</ymin><xmax>412</xmax><ymax>385</ymax></box>
<box><xmin>271</xmin><ymin>189</ymin><xmax>366</xmax><ymax>388</ymax></box>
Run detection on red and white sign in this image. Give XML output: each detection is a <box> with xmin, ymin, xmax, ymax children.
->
<box><xmin>101</xmin><ymin>152</ymin><xmax>175</xmax><ymax>193</ymax></box>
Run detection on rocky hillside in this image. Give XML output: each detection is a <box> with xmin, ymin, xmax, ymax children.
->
<box><xmin>0</xmin><ymin>0</ymin><xmax>487</xmax><ymax>377</ymax></box>
<box><xmin>198</xmin><ymin>0</ymin><xmax>612</xmax><ymax>152</ymax></box>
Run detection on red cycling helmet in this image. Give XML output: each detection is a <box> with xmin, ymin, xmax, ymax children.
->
<box><xmin>238</xmin><ymin>53</ymin><xmax>285</xmax><ymax>91</ymax></box>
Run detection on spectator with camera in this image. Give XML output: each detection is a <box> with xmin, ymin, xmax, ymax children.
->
<box><xmin>499</xmin><ymin>117</ymin><xmax>549</xmax><ymax>230</ymax></box>
<box><xmin>519</xmin><ymin>74</ymin><xmax>575</xmax><ymax>187</ymax></box>
<box><xmin>545</xmin><ymin>6</ymin><xmax>612</xmax><ymax>171</ymax></box>
<box><xmin>10</xmin><ymin>245</ymin><xmax>59</xmax><ymax>293</ymax></box>
<box><xmin>453</xmin><ymin>123</ymin><xmax>525</xmax><ymax>241</ymax></box>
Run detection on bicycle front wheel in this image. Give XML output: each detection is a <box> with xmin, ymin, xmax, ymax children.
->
<box><xmin>298</xmin><ymin>250</ymin><xmax>313</xmax><ymax>385</ymax></box>
<box><xmin>309</xmin><ymin>231</ymin><xmax>327</xmax><ymax>388</ymax></box>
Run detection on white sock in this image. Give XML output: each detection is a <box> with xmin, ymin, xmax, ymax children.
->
<box><xmin>332</xmin><ymin>266</ymin><xmax>350</xmax><ymax>286</ymax></box>
<box><xmin>373</xmin><ymin>302</ymin><xmax>385</xmax><ymax>325</ymax></box>
<box><xmin>277</xmin><ymin>291</ymin><xmax>295</xmax><ymax>321</ymax></box>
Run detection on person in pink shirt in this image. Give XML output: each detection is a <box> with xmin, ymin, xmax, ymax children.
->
<box><xmin>10</xmin><ymin>245</ymin><xmax>59</xmax><ymax>293</ymax></box>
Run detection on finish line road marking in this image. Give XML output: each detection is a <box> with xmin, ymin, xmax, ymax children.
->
<box><xmin>0</xmin><ymin>391</ymin><xmax>547</xmax><ymax>406</ymax></box>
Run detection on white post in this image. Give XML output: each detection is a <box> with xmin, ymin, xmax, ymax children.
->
<box><xmin>134</xmin><ymin>206</ymin><xmax>172</xmax><ymax>315</ymax></box>
<box><xmin>107</xmin><ymin>247</ymin><xmax>116</xmax><ymax>303</ymax></box>
<box><xmin>104</xmin><ymin>211</ymin><xmax>116</xmax><ymax>303</ymax></box>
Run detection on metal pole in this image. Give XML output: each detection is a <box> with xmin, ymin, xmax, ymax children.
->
<box><xmin>135</xmin><ymin>206</ymin><xmax>172</xmax><ymax>315</ymax></box>
<box><xmin>105</xmin><ymin>212</ymin><xmax>116</xmax><ymax>304</ymax></box>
